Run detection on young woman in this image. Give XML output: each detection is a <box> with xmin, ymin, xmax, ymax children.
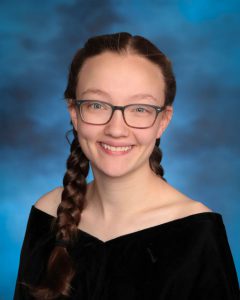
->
<box><xmin>14</xmin><ymin>32</ymin><xmax>239</xmax><ymax>299</ymax></box>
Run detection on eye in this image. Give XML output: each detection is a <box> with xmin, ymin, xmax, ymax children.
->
<box><xmin>135</xmin><ymin>106</ymin><xmax>147</xmax><ymax>113</ymax></box>
<box><xmin>91</xmin><ymin>102</ymin><xmax>103</xmax><ymax>109</ymax></box>
<box><xmin>85</xmin><ymin>101</ymin><xmax>108</xmax><ymax>110</ymax></box>
<box><xmin>131</xmin><ymin>105</ymin><xmax>153</xmax><ymax>114</ymax></box>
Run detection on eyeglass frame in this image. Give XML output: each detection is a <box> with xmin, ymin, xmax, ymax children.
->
<box><xmin>69</xmin><ymin>99</ymin><xmax>167</xmax><ymax>129</ymax></box>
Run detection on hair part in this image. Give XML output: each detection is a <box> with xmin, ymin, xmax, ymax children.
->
<box><xmin>64</xmin><ymin>32</ymin><xmax>176</xmax><ymax>106</ymax></box>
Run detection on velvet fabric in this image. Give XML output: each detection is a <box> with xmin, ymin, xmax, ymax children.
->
<box><xmin>14</xmin><ymin>205</ymin><xmax>240</xmax><ymax>299</ymax></box>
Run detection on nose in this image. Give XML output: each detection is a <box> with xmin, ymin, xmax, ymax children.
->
<box><xmin>104</xmin><ymin>109</ymin><xmax>129</xmax><ymax>137</ymax></box>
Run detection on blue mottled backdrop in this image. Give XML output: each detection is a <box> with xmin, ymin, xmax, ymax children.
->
<box><xmin>1</xmin><ymin>0</ymin><xmax>240</xmax><ymax>298</ymax></box>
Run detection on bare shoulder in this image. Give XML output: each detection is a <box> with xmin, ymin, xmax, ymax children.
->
<box><xmin>180</xmin><ymin>198</ymin><xmax>213</xmax><ymax>215</ymax></box>
<box><xmin>161</xmin><ymin>183</ymin><xmax>213</xmax><ymax>215</ymax></box>
<box><xmin>34</xmin><ymin>186</ymin><xmax>63</xmax><ymax>217</ymax></box>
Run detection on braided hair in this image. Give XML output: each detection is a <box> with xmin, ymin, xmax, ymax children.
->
<box><xmin>28</xmin><ymin>32</ymin><xmax>176</xmax><ymax>299</ymax></box>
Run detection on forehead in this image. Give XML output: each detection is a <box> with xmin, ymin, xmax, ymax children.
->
<box><xmin>76</xmin><ymin>52</ymin><xmax>165</xmax><ymax>103</ymax></box>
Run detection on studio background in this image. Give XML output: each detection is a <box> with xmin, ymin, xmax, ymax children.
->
<box><xmin>1</xmin><ymin>1</ymin><xmax>240</xmax><ymax>299</ymax></box>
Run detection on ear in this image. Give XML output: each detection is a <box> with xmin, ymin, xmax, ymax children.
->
<box><xmin>156</xmin><ymin>106</ymin><xmax>173</xmax><ymax>139</ymax></box>
<box><xmin>67</xmin><ymin>102</ymin><xmax>79</xmax><ymax>131</ymax></box>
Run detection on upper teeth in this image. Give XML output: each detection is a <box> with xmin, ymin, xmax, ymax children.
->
<box><xmin>101</xmin><ymin>143</ymin><xmax>132</xmax><ymax>152</ymax></box>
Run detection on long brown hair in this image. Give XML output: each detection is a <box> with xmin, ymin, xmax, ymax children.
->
<box><xmin>29</xmin><ymin>32</ymin><xmax>176</xmax><ymax>299</ymax></box>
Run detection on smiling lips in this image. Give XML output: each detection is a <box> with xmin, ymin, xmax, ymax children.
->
<box><xmin>100</xmin><ymin>142</ymin><xmax>133</xmax><ymax>154</ymax></box>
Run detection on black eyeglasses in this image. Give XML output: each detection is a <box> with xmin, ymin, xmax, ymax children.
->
<box><xmin>69</xmin><ymin>99</ymin><xmax>166</xmax><ymax>129</ymax></box>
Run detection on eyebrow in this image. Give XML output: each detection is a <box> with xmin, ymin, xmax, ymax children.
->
<box><xmin>79</xmin><ymin>88</ymin><xmax>159</xmax><ymax>103</ymax></box>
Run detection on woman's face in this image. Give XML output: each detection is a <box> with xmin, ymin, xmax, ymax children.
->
<box><xmin>68</xmin><ymin>51</ymin><xmax>173</xmax><ymax>178</ymax></box>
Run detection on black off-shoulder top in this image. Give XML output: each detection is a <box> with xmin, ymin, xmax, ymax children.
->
<box><xmin>14</xmin><ymin>205</ymin><xmax>240</xmax><ymax>299</ymax></box>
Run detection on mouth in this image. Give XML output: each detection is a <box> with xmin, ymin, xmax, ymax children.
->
<box><xmin>99</xmin><ymin>142</ymin><xmax>133</xmax><ymax>154</ymax></box>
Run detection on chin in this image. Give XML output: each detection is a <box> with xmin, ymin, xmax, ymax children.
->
<box><xmin>94</xmin><ymin>167</ymin><xmax>132</xmax><ymax>179</ymax></box>
<box><xmin>91</xmin><ymin>160</ymin><xmax>147</xmax><ymax>179</ymax></box>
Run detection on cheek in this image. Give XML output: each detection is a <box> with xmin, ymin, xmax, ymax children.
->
<box><xmin>134</xmin><ymin>126</ymin><xmax>159</xmax><ymax>146</ymax></box>
<box><xmin>135</xmin><ymin>128</ymin><xmax>160</xmax><ymax>157</ymax></box>
<box><xmin>77</xmin><ymin>123</ymin><xmax>99</xmax><ymax>141</ymax></box>
<box><xmin>76</xmin><ymin>124</ymin><xmax>99</xmax><ymax>155</ymax></box>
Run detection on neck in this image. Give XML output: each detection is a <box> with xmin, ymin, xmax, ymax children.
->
<box><xmin>85</xmin><ymin>164</ymin><xmax>166</xmax><ymax>223</ymax></box>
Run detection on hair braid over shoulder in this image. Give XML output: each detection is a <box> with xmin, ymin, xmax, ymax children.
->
<box><xmin>28</xmin><ymin>129</ymin><xmax>89</xmax><ymax>299</ymax></box>
<box><xmin>56</xmin><ymin>128</ymin><xmax>89</xmax><ymax>241</ymax></box>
